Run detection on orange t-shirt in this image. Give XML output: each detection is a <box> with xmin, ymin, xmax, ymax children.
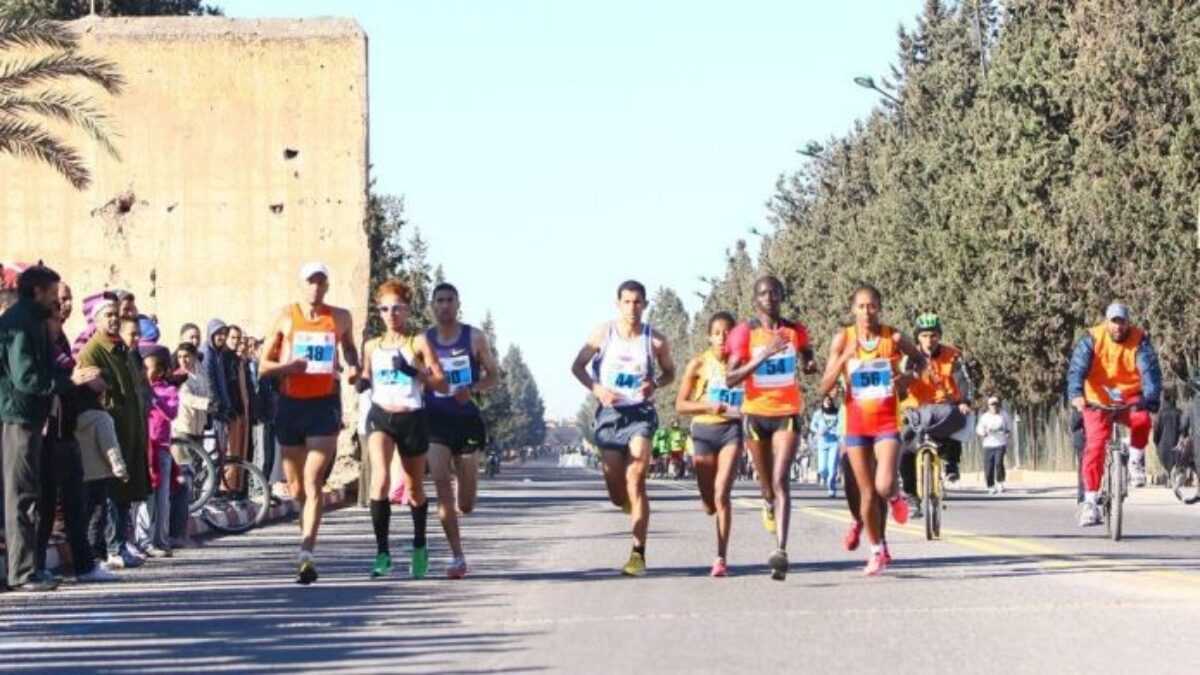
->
<box><xmin>281</xmin><ymin>304</ymin><xmax>338</xmax><ymax>399</ymax></box>
<box><xmin>1084</xmin><ymin>324</ymin><xmax>1144</xmax><ymax>406</ymax></box>
<box><xmin>903</xmin><ymin>344</ymin><xmax>963</xmax><ymax>406</ymax></box>
<box><xmin>725</xmin><ymin>319</ymin><xmax>809</xmax><ymax>417</ymax></box>
<box><xmin>842</xmin><ymin>325</ymin><xmax>902</xmax><ymax>436</ymax></box>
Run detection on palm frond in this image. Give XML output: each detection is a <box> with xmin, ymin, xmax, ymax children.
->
<box><xmin>0</xmin><ymin>115</ymin><xmax>90</xmax><ymax>189</ymax></box>
<box><xmin>0</xmin><ymin>52</ymin><xmax>125</xmax><ymax>95</ymax></box>
<box><xmin>0</xmin><ymin>91</ymin><xmax>120</xmax><ymax>159</ymax></box>
<box><xmin>0</xmin><ymin>18</ymin><xmax>78</xmax><ymax>53</ymax></box>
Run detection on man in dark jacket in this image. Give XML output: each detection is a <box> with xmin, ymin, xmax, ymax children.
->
<box><xmin>1153</xmin><ymin>393</ymin><xmax>1183</xmax><ymax>473</ymax></box>
<box><xmin>0</xmin><ymin>266</ymin><xmax>102</xmax><ymax>591</ymax></box>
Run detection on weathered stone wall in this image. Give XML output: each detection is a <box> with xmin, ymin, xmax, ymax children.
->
<box><xmin>0</xmin><ymin>16</ymin><xmax>369</xmax><ymax>342</ymax></box>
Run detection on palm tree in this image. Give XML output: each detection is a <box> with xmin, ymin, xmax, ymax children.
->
<box><xmin>0</xmin><ymin>17</ymin><xmax>124</xmax><ymax>189</ymax></box>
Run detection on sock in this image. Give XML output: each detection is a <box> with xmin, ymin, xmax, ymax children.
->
<box><xmin>370</xmin><ymin>499</ymin><xmax>390</xmax><ymax>555</ymax></box>
<box><xmin>411</xmin><ymin>501</ymin><xmax>429</xmax><ymax>549</ymax></box>
<box><xmin>633</xmin><ymin>545</ymin><xmax>645</xmax><ymax>557</ymax></box>
<box><xmin>870</xmin><ymin>543</ymin><xmax>883</xmax><ymax>555</ymax></box>
<box><xmin>1084</xmin><ymin>491</ymin><xmax>1098</xmax><ymax>505</ymax></box>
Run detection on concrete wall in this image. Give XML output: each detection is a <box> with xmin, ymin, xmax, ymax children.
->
<box><xmin>0</xmin><ymin>16</ymin><xmax>369</xmax><ymax>342</ymax></box>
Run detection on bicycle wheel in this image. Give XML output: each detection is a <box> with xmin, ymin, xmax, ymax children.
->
<box><xmin>200</xmin><ymin>460</ymin><xmax>271</xmax><ymax>534</ymax></box>
<box><xmin>1110</xmin><ymin>450</ymin><xmax>1125</xmax><ymax>542</ymax></box>
<box><xmin>176</xmin><ymin>438</ymin><xmax>217</xmax><ymax>514</ymax></box>
<box><xmin>920</xmin><ymin>451</ymin><xmax>935</xmax><ymax>541</ymax></box>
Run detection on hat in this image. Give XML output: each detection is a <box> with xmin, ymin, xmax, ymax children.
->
<box><xmin>87</xmin><ymin>298</ymin><xmax>115</xmax><ymax>322</ymax></box>
<box><xmin>299</xmin><ymin>262</ymin><xmax>330</xmax><ymax>283</ymax></box>
<box><xmin>1105</xmin><ymin>303</ymin><xmax>1130</xmax><ymax>322</ymax></box>
<box><xmin>137</xmin><ymin>315</ymin><xmax>160</xmax><ymax>344</ymax></box>
<box><xmin>987</xmin><ymin>395</ymin><xmax>1000</xmax><ymax>406</ymax></box>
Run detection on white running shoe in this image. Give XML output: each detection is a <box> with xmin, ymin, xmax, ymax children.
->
<box><xmin>1078</xmin><ymin>503</ymin><xmax>1101</xmax><ymax>527</ymax></box>
<box><xmin>997</xmin><ymin>483</ymin><xmax>1005</xmax><ymax>494</ymax></box>
<box><xmin>78</xmin><ymin>565</ymin><xmax>120</xmax><ymax>583</ymax></box>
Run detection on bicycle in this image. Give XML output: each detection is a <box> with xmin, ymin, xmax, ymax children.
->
<box><xmin>174</xmin><ymin>433</ymin><xmax>271</xmax><ymax>534</ymax></box>
<box><xmin>913</xmin><ymin>432</ymin><xmax>945</xmax><ymax>541</ymax></box>
<box><xmin>1091</xmin><ymin>402</ymin><xmax>1133</xmax><ymax>541</ymax></box>
<box><xmin>1168</xmin><ymin>439</ymin><xmax>1199</xmax><ymax>505</ymax></box>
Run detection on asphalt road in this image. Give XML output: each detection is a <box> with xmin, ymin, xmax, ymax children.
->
<box><xmin>3</xmin><ymin>459</ymin><xmax>1197</xmax><ymax>673</ymax></box>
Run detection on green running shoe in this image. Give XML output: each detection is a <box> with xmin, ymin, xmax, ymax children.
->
<box><xmin>370</xmin><ymin>552</ymin><xmax>393</xmax><ymax>579</ymax></box>
<box><xmin>410</xmin><ymin>545</ymin><xmax>428</xmax><ymax>579</ymax></box>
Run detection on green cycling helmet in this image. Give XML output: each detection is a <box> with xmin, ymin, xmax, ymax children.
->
<box><xmin>914</xmin><ymin>312</ymin><xmax>942</xmax><ymax>335</ymax></box>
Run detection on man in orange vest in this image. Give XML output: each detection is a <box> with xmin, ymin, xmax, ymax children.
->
<box><xmin>899</xmin><ymin>313</ymin><xmax>973</xmax><ymax>514</ymax></box>
<box><xmin>1067</xmin><ymin>303</ymin><xmax>1161</xmax><ymax>527</ymax></box>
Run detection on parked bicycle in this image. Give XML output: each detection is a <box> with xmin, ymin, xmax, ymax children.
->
<box><xmin>175</xmin><ymin>433</ymin><xmax>271</xmax><ymax>534</ymax></box>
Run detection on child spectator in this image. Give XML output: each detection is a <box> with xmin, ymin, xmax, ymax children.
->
<box><xmin>135</xmin><ymin>351</ymin><xmax>178</xmax><ymax>557</ymax></box>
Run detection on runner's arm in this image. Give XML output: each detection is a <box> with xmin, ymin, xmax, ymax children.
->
<box><xmin>258</xmin><ymin>310</ymin><xmax>304</xmax><ymax>379</ymax></box>
<box><xmin>725</xmin><ymin>327</ymin><xmax>785</xmax><ymax>388</ymax></box>
<box><xmin>356</xmin><ymin>338</ymin><xmax>377</xmax><ymax>391</ymax></box>
<box><xmin>336</xmin><ymin>308</ymin><xmax>360</xmax><ymax>383</ymax></box>
<box><xmin>651</xmin><ymin>329</ymin><xmax>675</xmax><ymax>390</ymax></box>
<box><xmin>470</xmin><ymin>328</ymin><xmax>501</xmax><ymax>394</ymax></box>
<box><xmin>570</xmin><ymin>324</ymin><xmax>605</xmax><ymax>392</ymax></box>
<box><xmin>818</xmin><ymin>331</ymin><xmax>852</xmax><ymax>397</ymax></box>
<box><xmin>675</xmin><ymin>356</ymin><xmax>718</xmax><ymax>416</ymax></box>
<box><xmin>416</xmin><ymin>334</ymin><xmax>450</xmax><ymax>395</ymax></box>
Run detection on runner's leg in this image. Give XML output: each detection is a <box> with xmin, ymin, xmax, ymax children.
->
<box><xmin>428</xmin><ymin>443</ymin><xmax>463</xmax><ymax>559</ymax></box>
<box><xmin>713</xmin><ymin>442</ymin><xmax>739</xmax><ymax>559</ymax></box>
<box><xmin>368</xmin><ymin>432</ymin><xmax>395</xmax><ymax>557</ymax></box>
<box><xmin>454</xmin><ymin>452</ymin><xmax>479</xmax><ymax>515</ymax></box>
<box><xmin>601</xmin><ymin>449</ymin><xmax>630</xmax><ymax>508</ymax></box>
<box><xmin>845</xmin><ymin>446</ymin><xmax>882</xmax><ymax>545</ymax></box>
<box><xmin>694</xmin><ymin>453</ymin><xmax>717</xmax><ymax>515</ymax></box>
<box><xmin>627</xmin><ymin>436</ymin><xmax>652</xmax><ymax>548</ymax></box>
<box><xmin>770</xmin><ymin>428</ymin><xmax>799</xmax><ymax>550</ymax></box>
<box><xmin>299</xmin><ymin>436</ymin><xmax>336</xmax><ymax>551</ymax></box>
<box><xmin>746</xmin><ymin>433</ymin><xmax>775</xmax><ymax>504</ymax></box>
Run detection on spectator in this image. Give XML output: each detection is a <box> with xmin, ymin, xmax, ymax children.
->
<box><xmin>0</xmin><ymin>265</ymin><xmax>102</xmax><ymax>592</ymax></box>
<box><xmin>179</xmin><ymin>323</ymin><xmax>202</xmax><ymax>352</ymax></box>
<box><xmin>202</xmin><ymin>319</ymin><xmax>232</xmax><ymax>454</ymax></box>
<box><xmin>1153</xmin><ymin>391</ymin><xmax>1183</xmax><ymax>474</ymax></box>
<box><xmin>1071</xmin><ymin>408</ymin><xmax>1086</xmax><ymax>504</ymax></box>
<box><xmin>37</xmin><ymin>283</ymin><xmax>119</xmax><ymax>583</ymax></box>
<box><xmin>77</xmin><ymin>305</ymin><xmax>151</xmax><ymax>569</ymax></box>
<box><xmin>976</xmin><ymin>396</ymin><xmax>1012</xmax><ymax>494</ymax></box>
<box><xmin>134</xmin><ymin>352</ymin><xmax>178</xmax><ymax>557</ymax></box>
<box><xmin>71</xmin><ymin>288</ymin><xmax>131</xmax><ymax>357</ymax></box>
<box><xmin>224</xmin><ymin>325</ymin><xmax>250</xmax><ymax>488</ymax></box>
<box><xmin>169</xmin><ymin>342</ymin><xmax>209</xmax><ymax>548</ymax></box>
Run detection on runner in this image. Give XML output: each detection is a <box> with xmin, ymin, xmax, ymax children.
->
<box><xmin>724</xmin><ymin>275</ymin><xmax>816</xmax><ymax>581</ymax></box>
<box><xmin>819</xmin><ymin>284</ymin><xmax>925</xmax><ymax>576</ymax></box>
<box><xmin>360</xmin><ymin>279</ymin><xmax>448</xmax><ymax>579</ymax></box>
<box><xmin>675</xmin><ymin>311</ymin><xmax>743</xmax><ymax>577</ymax></box>
<box><xmin>424</xmin><ymin>282</ymin><xmax>500</xmax><ymax>579</ymax></box>
<box><xmin>259</xmin><ymin>262</ymin><xmax>361</xmax><ymax>585</ymax></box>
<box><xmin>570</xmin><ymin>279</ymin><xmax>675</xmax><ymax>577</ymax></box>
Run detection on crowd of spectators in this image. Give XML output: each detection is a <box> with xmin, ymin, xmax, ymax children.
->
<box><xmin>0</xmin><ymin>262</ymin><xmax>276</xmax><ymax>592</ymax></box>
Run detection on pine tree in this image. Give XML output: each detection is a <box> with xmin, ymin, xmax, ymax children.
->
<box><xmin>502</xmin><ymin>345</ymin><xmax>546</xmax><ymax>447</ymax></box>
<box><xmin>646</xmin><ymin>286</ymin><xmax>690</xmax><ymax>425</ymax></box>
<box><xmin>477</xmin><ymin>311</ymin><xmax>512</xmax><ymax>449</ymax></box>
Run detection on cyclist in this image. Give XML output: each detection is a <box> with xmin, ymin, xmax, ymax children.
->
<box><xmin>1067</xmin><ymin>302</ymin><xmax>1161</xmax><ymax>526</ymax></box>
<box><xmin>898</xmin><ymin>313</ymin><xmax>973</xmax><ymax>515</ymax></box>
<box><xmin>676</xmin><ymin>311</ymin><xmax>744</xmax><ymax>577</ymax></box>
<box><xmin>819</xmin><ymin>284</ymin><xmax>925</xmax><ymax>575</ymax></box>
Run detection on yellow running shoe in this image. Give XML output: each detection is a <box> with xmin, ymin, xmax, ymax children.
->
<box><xmin>621</xmin><ymin>551</ymin><xmax>646</xmax><ymax>577</ymax></box>
<box><xmin>761</xmin><ymin>501</ymin><xmax>777</xmax><ymax>534</ymax></box>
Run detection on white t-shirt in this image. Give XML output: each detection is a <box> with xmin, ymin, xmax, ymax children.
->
<box><xmin>976</xmin><ymin>411</ymin><xmax>1011</xmax><ymax>448</ymax></box>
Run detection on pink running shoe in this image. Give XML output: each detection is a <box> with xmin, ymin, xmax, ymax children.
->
<box><xmin>843</xmin><ymin>521</ymin><xmax>863</xmax><ymax>551</ymax></box>
<box><xmin>881</xmin><ymin>542</ymin><xmax>893</xmax><ymax>566</ymax></box>
<box><xmin>889</xmin><ymin>494</ymin><xmax>909</xmax><ymax>525</ymax></box>
<box><xmin>447</xmin><ymin>557</ymin><xmax>468</xmax><ymax>580</ymax></box>
<box><xmin>710</xmin><ymin>557</ymin><xmax>728</xmax><ymax>578</ymax></box>
<box><xmin>863</xmin><ymin>551</ymin><xmax>888</xmax><ymax>576</ymax></box>
<box><xmin>389</xmin><ymin>480</ymin><xmax>407</xmax><ymax>506</ymax></box>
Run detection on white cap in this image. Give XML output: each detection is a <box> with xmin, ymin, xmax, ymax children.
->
<box><xmin>1105</xmin><ymin>303</ymin><xmax>1130</xmax><ymax>322</ymax></box>
<box><xmin>299</xmin><ymin>262</ymin><xmax>330</xmax><ymax>283</ymax></box>
<box><xmin>987</xmin><ymin>395</ymin><xmax>1000</xmax><ymax>405</ymax></box>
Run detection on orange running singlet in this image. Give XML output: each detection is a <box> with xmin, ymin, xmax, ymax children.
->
<box><xmin>281</xmin><ymin>303</ymin><xmax>338</xmax><ymax>399</ymax></box>
<box><xmin>725</xmin><ymin>319</ymin><xmax>809</xmax><ymax>417</ymax></box>
<box><xmin>842</xmin><ymin>325</ymin><xmax>902</xmax><ymax>436</ymax></box>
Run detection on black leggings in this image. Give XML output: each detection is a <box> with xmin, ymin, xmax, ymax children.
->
<box><xmin>36</xmin><ymin>439</ymin><xmax>99</xmax><ymax>575</ymax></box>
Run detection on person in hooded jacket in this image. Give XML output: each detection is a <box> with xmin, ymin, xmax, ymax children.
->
<box><xmin>202</xmin><ymin>319</ymin><xmax>233</xmax><ymax>456</ymax></box>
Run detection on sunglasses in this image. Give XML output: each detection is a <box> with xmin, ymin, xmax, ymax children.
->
<box><xmin>378</xmin><ymin>304</ymin><xmax>408</xmax><ymax>314</ymax></box>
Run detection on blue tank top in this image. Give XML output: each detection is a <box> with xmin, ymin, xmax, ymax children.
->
<box><xmin>425</xmin><ymin>324</ymin><xmax>481</xmax><ymax>415</ymax></box>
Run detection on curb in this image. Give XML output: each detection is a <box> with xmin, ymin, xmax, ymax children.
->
<box><xmin>39</xmin><ymin>484</ymin><xmax>354</xmax><ymax>574</ymax></box>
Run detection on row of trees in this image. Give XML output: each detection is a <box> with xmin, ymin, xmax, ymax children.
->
<box><xmin>578</xmin><ymin>2</ymin><xmax>1199</xmax><ymax>466</ymax></box>
<box><xmin>364</xmin><ymin>191</ymin><xmax>547</xmax><ymax>451</ymax></box>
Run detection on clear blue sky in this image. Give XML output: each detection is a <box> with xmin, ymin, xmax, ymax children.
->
<box><xmin>222</xmin><ymin>0</ymin><xmax>923</xmax><ymax>420</ymax></box>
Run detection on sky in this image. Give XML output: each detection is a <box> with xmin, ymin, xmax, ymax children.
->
<box><xmin>222</xmin><ymin>0</ymin><xmax>924</xmax><ymax>420</ymax></box>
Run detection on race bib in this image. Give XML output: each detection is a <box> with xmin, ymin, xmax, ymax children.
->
<box><xmin>707</xmin><ymin>384</ymin><xmax>744</xmax><ymax>408</ymax></box>
<box><xmin>293</xmin><ymin>331</ymin><xmax>335</xmax><ymax>374</ymax></box>
<box><xmin>435</xmin><ymin>355</ymin><xmax>474</xmax><ymax>398</ymax></box>
<box><xmin>609</xmin><ymin>370</ymin><xmax>645</xmax><ymax>395</ymax></box>
<box><xmin>751</xmin><ymin>345</ymin><xmax>796</xmax><ymax>389</ymax></box>
<box><xmin>374</xmin><ymin>364</ymin><xmax>413</xmax><ymax>387</ymax></box>
<box><xmin>848</xmin><ymin>358</ymin><xmax>894</xmax><ymax>400</ymax></box>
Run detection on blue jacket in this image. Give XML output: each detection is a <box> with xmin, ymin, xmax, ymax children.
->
<box><xmin>1066</xmin><ymin>329</ymin><xmax>1162</xmax><ymax>412</ymax></box>
<box><xmin>202</xmin><ymin>318</ymin><xmax>232</xmax><ymax>418</ymax></box>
